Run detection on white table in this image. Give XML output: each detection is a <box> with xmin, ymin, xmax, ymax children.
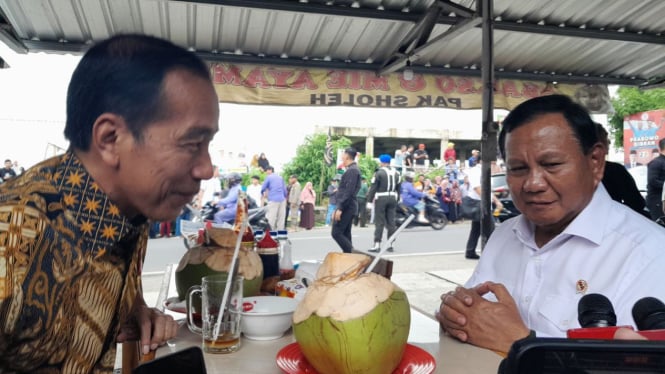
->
<box><xmin>158</xmin><ymin>266</ymin><xmax>502</xmax><ymax>373</ymax></box>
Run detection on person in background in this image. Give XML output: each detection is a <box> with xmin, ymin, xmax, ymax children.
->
<box><xmin>258</xmin><ymin>152</ymin><xmax>270</xmax><ymax>172</ymax></box>
<box><xmin>445</xmin><ymin>157</ymin><xmax>459</xmax><ymax>181</ymax></box>
<box><xmin>250</xmin><ymin>154</ymin><xmax>259</xmax><ymax>169</ymax></box>
<box><xmin>354</xmin><ymin>177</ymin><xmax>369</xmax><ymax>227</ymax></box>
<box><xmin>596</xmin><ymin>124</ymin><xmax>647</xmax><ymax>217</ymax></box>
<box><xmin>404</xmin><ymin>144</ymin><xmax>414</xmax><ymax>171</ymax></box>
<box><xmin>468</xmin><ymin>149</ymin><xmax>480</xmax><ymax>168</ymax></box>
<box><xmin>394</xmin><ymin>145</ymin><xmax>407</xmax><ymax>173</ymax></box>
<box><xmin>159</xmin><ymin>220</ymin><xmax>172</xmax><ymax>238</ymax></box>
<box><xmin>287</xmin><ymin>174</ymin><xmax>302</xmax><ymax>231</ymax></box>
<box><xmin>646</xmin><ymin>138</ymin><xmax>665</xmax><ymax>220</ymax></box>
<box><xmin>261</xmin><ymin>166</ymin><xmax>288</xmax><ymax>231</ymax></box>
<box><xmin>0</xmin><ymin>159</ymin><xmax>16</xmax><ymax>181</ymax></box>
<box><xmin>414</xmin><ymin>173</ymin><xmax>425</xmax><ymax>191</ymax></box>
<box><xmin>332</xmin><ymin>147</ymin><xmax>362</xmax><ymax>253</ymax></box>
<box><xmin>214</xmin><ymin>173</ymin><xmax>242</xmax><ymax>224</ymax></box>
<box><xmin>324</xmin><ymin>176</ymin><xmax>339</xmax><ymax>227</ymax></box>
<box><xmin>246</xmin><ymin>175</ymin><xmax>263</xmax><ymax>207</ymax></box>
<box><xmin>413</xmin><ymin>143</ymin><xmax>429</xmax><ymax>172</ymax></box>
<box><xmin>423</xmin><ymin>178</ymin><xmax>436</xmax><ymax>196</ymax></box>
<box><xmin>196</xmin><ymin>164</ymin><xmax>221</xmax><ymax>208</ymax></box>
<box><xmin>463</xmin><ymin>157</ymin><xmax>502</xmax><ymax>260</ymax></box>
<box><xmin>299</xmin><ymin>181</ymin><xmax>316</xmax><ymax>230</ymax></box>
<box><xmin>443</xmin><ymin>142</ymin><xmax>457</xmax><ymax>162</ymax></box>
<box><xmin>436</xmin><ymin>178</ymin><xmax>452</xmax><ymax>220</ymax></box>
<box><xmin>438</xmin><ymin>94</ymin><xmax>665</xmax><ymax>355</ymax></box>
<box><xmin>449</xmin><ymin>179</ymin><xmax>462</xmax><ymax>223</ymax></box>
<box><xmin>400</xmin><ymin>171</ymin><xmax>430</xmax><ymax>224</ymax></box>
<box><xmin>0</xmin><ymin>34</ymin><xmax>216</xmax><ymax>372</ymax></box>
<box><xmin>367</xmin><ymin>154</ymin><xmax>400</xmax><ymax>252</ymax></box>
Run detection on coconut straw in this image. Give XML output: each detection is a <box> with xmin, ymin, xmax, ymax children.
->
<box><xmin>212</xmin><ymin>215</ymin><xmax>249</xmax><ymax>341</ymax></box>
<box><xmin>365</xmin><ymin>214</ymin><xmax>415</xmax><ymax>274</ymax></box>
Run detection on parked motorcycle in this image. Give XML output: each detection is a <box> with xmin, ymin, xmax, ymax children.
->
<box><xmin>395</xmin><ymin>195</ymin><xmax>448</xmax><ymax>230</ymax></box>
<box><xmin>190</xmin><ymin>195</ymin><xmax>271</xmax><ymax>233</ymax></box>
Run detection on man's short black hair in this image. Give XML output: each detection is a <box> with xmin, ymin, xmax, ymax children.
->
<box><xmin>4</xmin><ymin>159</ymin><xmax>10</xmax><ymax>164</ymax></box>
<box><xmin>290</xmin><ymin>174</ymin><xmax>298</xmax><ymax>179</ymax></box>
<box><xmin>251</xmin><ymin>175</ymin><xmax>260</xmax><ymax>180</ymax></box>
<box><xmin>265</xmin><ymin>166</ymin><xmax>274</xmax><ymax>172</ymax></box>
<box><xmin>65</xmin><ymin>34</ymin><xmax>212</xmax><ymax>151</ymax></box>
<box><xmin>344</xmin><ymin>147</ymin><xmax>357</xmax><ymax>159</ymax></box>
<box><xmin>498</xmin><ymin>94</ymin><xmax>598</xmax><ymax>159</ymax></box>
<box><xmin>659</xmin><ymin>138</ymin><xmax>665</xmax><ymax>151</ymax></box>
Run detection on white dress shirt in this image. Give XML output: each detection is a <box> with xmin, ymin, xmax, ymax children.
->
<box><xmin>466</xmin><ymin>184</ymin><xmax>665</xmax><ymax>337</ymax></box>
<box><xmin>466</xmin><ymin>165</ymin><xmax>481</xmax><ymax>200</ymax></box>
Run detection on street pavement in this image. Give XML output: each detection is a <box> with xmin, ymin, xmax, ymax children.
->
<box><xmin>142</xmin><ymin>221</ymin><xmax>482</xmax><ymax>320</ymax></box>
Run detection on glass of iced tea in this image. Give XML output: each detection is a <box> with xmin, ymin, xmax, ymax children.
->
<box><xmin>187</xmin><ymin>275</ymin><xmax>244</xmax><ymax>354</ymax></box>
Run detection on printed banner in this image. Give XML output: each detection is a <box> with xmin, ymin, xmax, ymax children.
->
<box><xmin>210</xmin><ymin>63</ymin><xmax>610</xmax><ymax>112</ymax></box>
<box><xmin>623</xmin><ymin>109</ymin><xmax>665</xmax><ymax>168</ymax></box>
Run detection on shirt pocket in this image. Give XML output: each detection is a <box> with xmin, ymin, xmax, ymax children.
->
<box><xmin>538</xmin><ymin>294</ymin><xmax>579</xmax><ymax>334</ymax></box>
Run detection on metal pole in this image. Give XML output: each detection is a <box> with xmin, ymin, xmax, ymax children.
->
<box><xmin>480</xmin><ymin>0</ymin><xmax>494</xmax><ymax>249</ymax></box>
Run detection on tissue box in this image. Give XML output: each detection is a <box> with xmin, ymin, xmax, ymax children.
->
<box><xmin>275</xmin><ymin>279</ymin><xmax>307</xmax><ymax>300</ymax></box>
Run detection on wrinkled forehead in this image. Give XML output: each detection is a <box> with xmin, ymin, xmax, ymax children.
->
<box><xmin>504</xmin><ymin>113</ymin><xmax>581</xmax><ymax>156</ymax></box>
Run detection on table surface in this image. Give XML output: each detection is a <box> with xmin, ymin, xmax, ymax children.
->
<box><xmin>158</xmin><ymin>266</ymin><xmax>502</xmax><ymax>374</ymax></box>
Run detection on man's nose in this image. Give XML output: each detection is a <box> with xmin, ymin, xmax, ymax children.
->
<box><xmin>193</xmin><ymin>152</ymin><xmax>214</xmax><ymax>180</ymax></box>
<box><xmin>523</xmin><ymin>168</ymin><xmax>548</xmax><ymax>192</ymax></box>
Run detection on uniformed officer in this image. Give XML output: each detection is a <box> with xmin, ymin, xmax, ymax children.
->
<box><xmin>367</xmin><ymin>154</ymin><xmax>401</xmax><ymax>252</ymax></box>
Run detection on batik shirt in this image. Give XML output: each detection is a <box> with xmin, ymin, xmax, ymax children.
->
<box><xmin>0</xmin><ymin>151</ymin><xmax>148</xmax><ymax>373</ymax></box>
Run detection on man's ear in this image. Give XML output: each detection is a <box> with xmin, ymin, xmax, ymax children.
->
<box><xmin>588</xmin><ymin>142</ymin><xmax>606</xmax><ymax>186</ymax></box>
<box><xmin>90</xmin><ymin>113</ymin><xmax>127</xmax><ymax>168</ymax></box>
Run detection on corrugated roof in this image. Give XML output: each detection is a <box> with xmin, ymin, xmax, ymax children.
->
<box><xmin>0</xmin><ymin>0</ymin><xmax>664</xmax><ymax>85</ymax></box>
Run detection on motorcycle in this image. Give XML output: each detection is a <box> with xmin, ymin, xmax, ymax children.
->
<box><xmin>395</xmin><ymin>195</ymin><xmax>448</xmax><ymax>230</ymax></box>
<box><xmin>189</xmin><ymin>195</ymin><xmax>271</xmax><ymax>233</ymax></box>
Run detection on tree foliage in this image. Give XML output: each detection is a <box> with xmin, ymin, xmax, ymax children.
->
<box><xmin>609</xmin><ymin>87</ymin><xmax>665</xmax><ymax>146</ymax></box>
<box><xmin>282</xmin><ymin>134</ymin><xmax>349</xmax><ymax>204</ymax></box>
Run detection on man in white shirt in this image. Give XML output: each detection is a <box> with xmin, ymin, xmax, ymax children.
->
<box><xmin>437</xmin><ymin>94</ymin><xmax>665</xmax><ymax>354</ymax></box>
<box><xmin>246</xmin><ymin>175</ymin><xmax>263</xmax><ymax>207</ymax></box>
<box><xmin>197</xmin><ymin>165</ymin><xmax>222</xmax><ymax>207</ymax></box>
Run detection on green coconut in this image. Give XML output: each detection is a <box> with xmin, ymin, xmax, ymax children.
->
<box><xmin>292</xmin><ymin>253</ymin><xmax>411</xmax><ymax>374</ymax></box>
<box><xmin>175</xmin><ymin>246</ymin><xmax>263</xmax><ymax>300</ymax></box>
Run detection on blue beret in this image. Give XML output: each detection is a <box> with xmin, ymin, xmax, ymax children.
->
<box><xmin>379</xmin><ymin>154</ymin><xmax>391</xmax><ymax>163</ymax></box>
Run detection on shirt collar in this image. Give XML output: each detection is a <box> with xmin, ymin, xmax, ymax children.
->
<box><xmin>51</xmin><ymin>151</ymin><xmax>146</xmax><ymax>256</ymax></box>
<box><xmin>513</xmin><ymin>184</ymin><xmax>611</xmax><ymax>249</ymax></box>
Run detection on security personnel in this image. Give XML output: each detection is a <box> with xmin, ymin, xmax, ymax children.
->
<box><xmin>367</xmin><ymin>154</ymin><xmax>401</xmax><ymax>252</ymax></box>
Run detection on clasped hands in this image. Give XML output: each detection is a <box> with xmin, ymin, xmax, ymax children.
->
<box><xmin>436</xmin><ymin>281</ymin><xmax>530</xmax><ymax>354</ymax></box>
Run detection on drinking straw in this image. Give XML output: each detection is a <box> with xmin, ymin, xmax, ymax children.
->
<box><xmin>212</xmin><ymin>216</ymin><xmax>249</xmax><ymax>341</ymax></box>
<box><xmin>365</xmin><ymin>214</ymin><xmax>415</xmax><ymax>274</ymax></box>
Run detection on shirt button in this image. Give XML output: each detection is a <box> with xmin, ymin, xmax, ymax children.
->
<box><xmin>524</xmin><ymin>296</ymin><xmax>531</xmax><ymax>303</ymax></box>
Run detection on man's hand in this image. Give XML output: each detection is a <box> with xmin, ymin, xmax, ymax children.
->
<box><xmin>436</xmin><ymin>282</ymin><xmax>530</xmax><ymax>353</ymax></box>
<box><xmin>117</xmin><ymin>304</ymin><xmax>179</xmax><ymax>354</ymax></box>
<box><xmin>333</xmin><ymin>209</ymin><xmax>342</xmax><ymax>222</ymax></box>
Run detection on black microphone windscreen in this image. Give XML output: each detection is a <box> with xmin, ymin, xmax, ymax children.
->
<box><xmin>578</xmin><ymin>293</ymin><xmax>617</xmax><ymax>328</ymax></box>
<box><xmin>632</xmin><ymin>297</ymin><xmax>665</xmax><ymax>331</ymax></box>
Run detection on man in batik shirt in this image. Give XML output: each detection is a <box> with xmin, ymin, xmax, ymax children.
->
<box><xmin>0</xmin><ymin>34</ymin><xmax>219</xmax><ymax>372</ymax></box>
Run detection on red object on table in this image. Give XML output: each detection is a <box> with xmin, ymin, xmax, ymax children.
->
<box><xmin>566</xmin><ymin>325</ymin><xmax>634</xmax><ymax>339</ymax></box>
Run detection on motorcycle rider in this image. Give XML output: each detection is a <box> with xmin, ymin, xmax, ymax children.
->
<box><xmin>367</xmin><ymin>154</ymin><xmax>401</xmax><ymax>252</ymax></box>
<box><xmin>400</xmin><ymin>171</ymin><xmax>430</xmax><ymax>224</ymax></box>
<box><xmin>214</xmin><ymin>172</ymin><xmax>243</xmax><ymax>224</ymax></box>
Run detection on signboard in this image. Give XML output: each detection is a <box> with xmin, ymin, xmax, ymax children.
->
<box><xmin>210</xmin><ymin>63</ymin><xmax>609</xmax><ymax>112</ymax></box>
<box><xmin>623</xmin><ymin>109</ymin><xmax>665</xmax><ymax>168</ymax></box>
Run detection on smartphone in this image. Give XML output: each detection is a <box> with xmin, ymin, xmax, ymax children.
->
<box><xmin>500</xmin><ymin>337</ymin><xmax>665</xmax><ymax>374</ymax></box>
<box><xmin>133</xmin><ymin>347</ymin><xmax>207</xmax><ymax>374</ymax></box>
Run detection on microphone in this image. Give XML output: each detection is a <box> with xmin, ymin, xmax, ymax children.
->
<box><xmin>578</xmin><ymin>293</ymin><xmax>617</xmax><ymax>328</ymax></box>
<box><xmin>631</xmin><ymin>297</ymin><xmax>665</xmax><ymax>340</ymax></box>
<box><xmin>632</xmin><ymin>297</ymin><xmax>665</xmax><ymax>330</ymax></box>
<box><xmin>567</xmin><ymin>293</ymin><xmax>631</xmax><ymax>339</ymax></box>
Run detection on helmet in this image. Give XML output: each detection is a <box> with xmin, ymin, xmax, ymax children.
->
<box><xmin>404</xmin><ymin>171</ymin><xmax>415</xmax><ymax>182</ymax></box>
<box><xmin>227</xmin><ymin>172</ymin><xmax>242</xmax><ymax>185</ymax></box>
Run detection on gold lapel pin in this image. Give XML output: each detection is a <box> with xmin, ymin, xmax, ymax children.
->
<box><xmin>576</xmin><ymin>279</ymin><xmax>588</xmax><ymax>294</ymax></box>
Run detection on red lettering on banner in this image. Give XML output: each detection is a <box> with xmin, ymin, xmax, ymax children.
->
<box><xmin>398</xmin><ymin>75</ymin><xmax>426</xmax><ymax>92</ymax></box>
<box><xmin>327</xmin><ymin>71</ymin><xmax>346</xmax><ymax>89</ymax></box>
<box><xmin>212</xmin><ymin>64</ymin><xmax>243</xmax><ymax>86</ymax></box>
<box><xmin>522</xmin><ymin>82</ymin><xmax>540</xmax><ymax>98</ymax></box>
<box><xmin>267</xmin><ymin>69</ymin><xmax>295</xmax><ymax>89</ymax></box>
<box><xmin>244</xmin><ymin>68</ymin><xmax>271</xmax><ymax>88</ymax></box>
<box><xmin>501</xmin><ymin>81</ymin><xmax>521</xmax><ymax>98</ymax></box>
<box><xmin>291</xmin><ymin>71</ymin><xmax>319</xmax><ymax>90</ymax></box>
<box><xmin>456</xmin><ymin>78</ymin><xmax>476</xmax><ymax>94</ymax></box>
<box><xmin>435</xmin><ymin>77</ymin><xmax>456</xmax><ymax>94</ymax></box>
<box><xmin>348</xmin><ymin>72</ymin><xmax>362</xmax><ymax>90</ymax></box>
<box><xmin>362</xmin><ymin>74</ymin><xmax>390</xmax><ymax>91</ymax></box>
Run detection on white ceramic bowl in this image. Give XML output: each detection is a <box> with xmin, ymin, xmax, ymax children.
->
<box><xmin>241</xmin><ymin>296</ymin><xmax>298</xmax><ymax>340</ymax></box>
